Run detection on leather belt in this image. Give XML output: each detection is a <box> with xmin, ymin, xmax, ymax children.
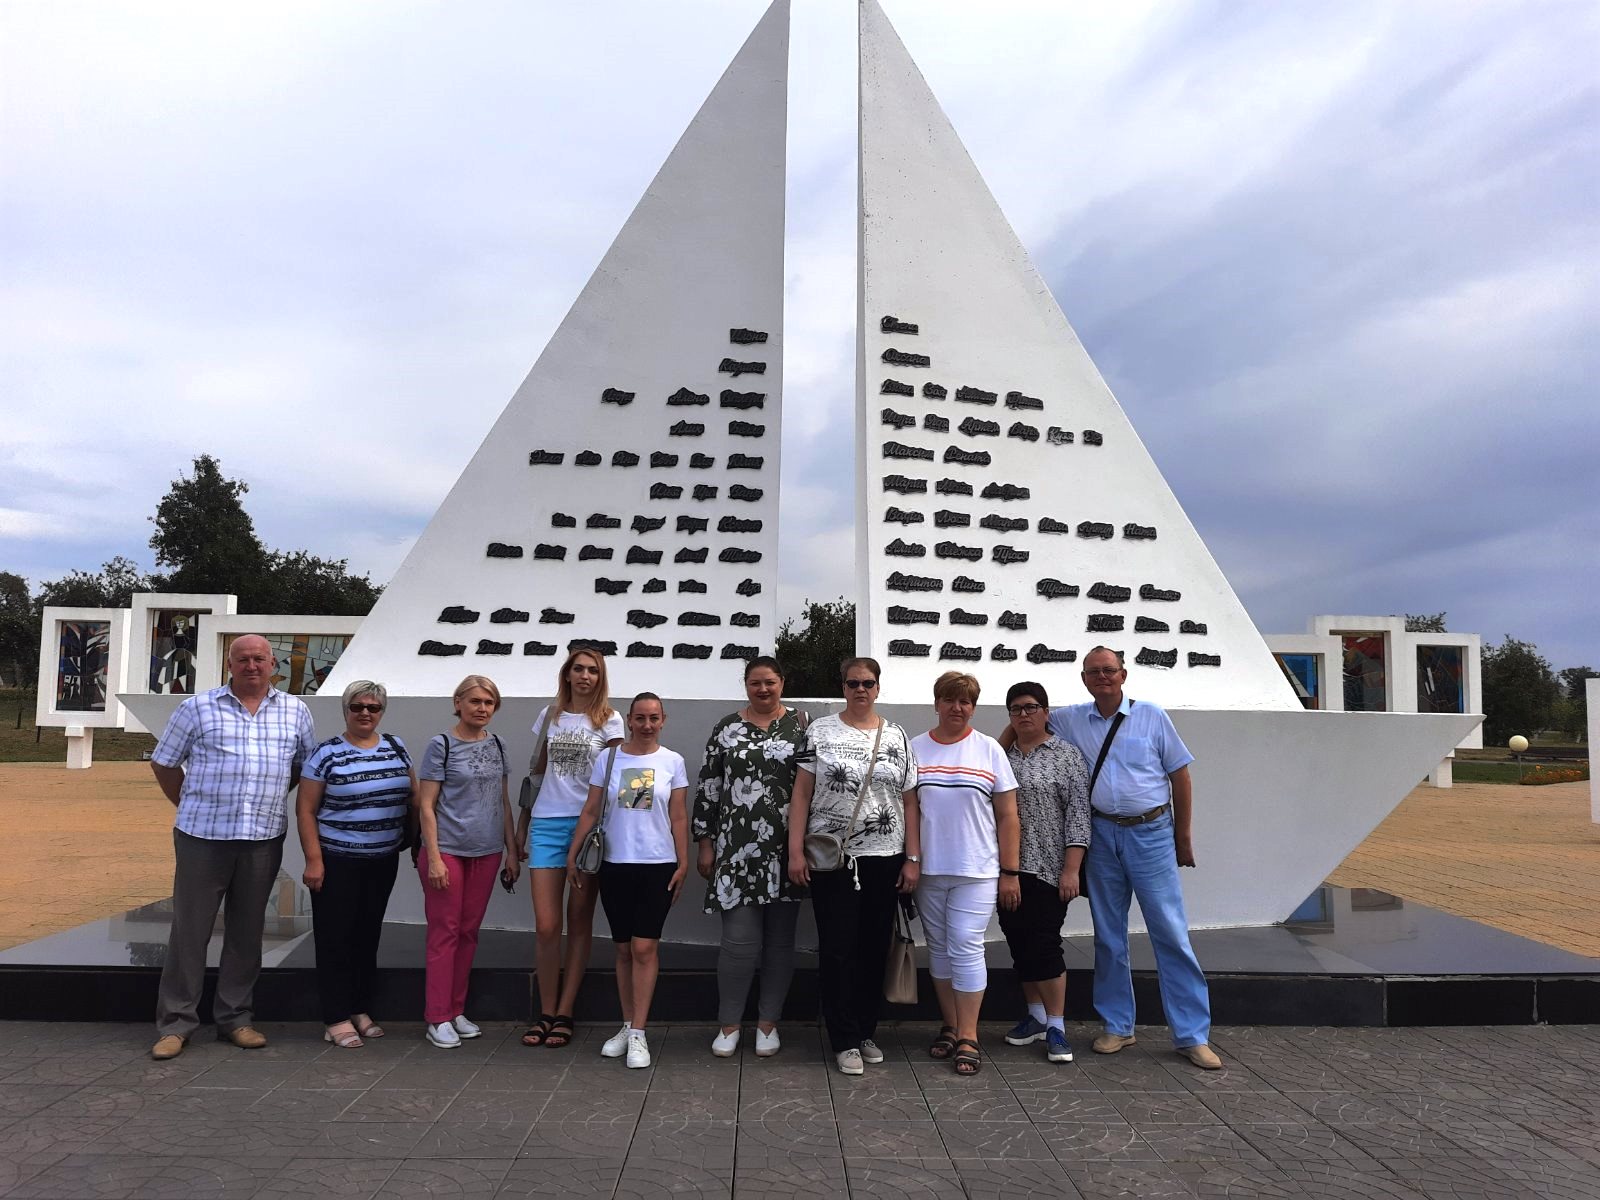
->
<box><xmin>1092</xmin><ymin>801</ymin><xmax>1170</xmax><ymax>827</ymax></box>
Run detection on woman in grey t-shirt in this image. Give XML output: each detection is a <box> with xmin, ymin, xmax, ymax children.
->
<box><xmin>416</xmin><ymin>675</ymin><xmax>519</xmax><ymax>1049</ymax></box>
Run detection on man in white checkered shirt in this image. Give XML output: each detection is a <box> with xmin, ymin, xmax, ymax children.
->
<box><xmin>148</xmin><ymin>634</ymin><xmax>316</xmax><ymax>1060</ymax></box>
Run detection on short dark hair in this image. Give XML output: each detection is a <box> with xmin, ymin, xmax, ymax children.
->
<box><xmin>1084</xmin><ymin>645</ymin><xmax>1124</xmax><ymax>666</ymax></box>
<box><xmin>628</xmin><ymin>691</ymin><xmax>664</xmax><ymax>716</ymax></box>
<box><xmin>744</xmin><ymin>655</ymin><xmax>785</xmax><ymax>681</ymax></box>
<box><xmin>838</xmin><ymin>656</ymin><xmax>881</xmax><ymax>686</ymax></box>
<box><xmin>1005</xmin><ymin>681</ymin><xmax>1048</xmax><ymax>709</ymax></box>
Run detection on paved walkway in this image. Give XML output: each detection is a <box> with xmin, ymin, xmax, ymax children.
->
<box><xmin>0</xmin><ymin>1020</ymin><xmax>1596</xmax><ymax>1199</ymax></box>
<box><xmin>1328</xmin><ymin>781</ymin><xmax>1599</xmax><ymax>958</ymax></box>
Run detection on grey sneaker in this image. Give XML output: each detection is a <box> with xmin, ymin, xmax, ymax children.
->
<box><xmin>836</xmin><ymin>1048</ymin><xmax>864</xmax><ymax>1075</ymax></box>
<box><xmin>859</xmin><ymin>1038</ymin><xmax>885</xmax><ymax>1064</ymax></box>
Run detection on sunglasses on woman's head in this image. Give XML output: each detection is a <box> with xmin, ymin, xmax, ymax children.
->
<box><xmin>348</xmin><ymin>703</ymin><xmax>385</xmax><ymax>714</ymax></box>
<box><xmin>844</xmin><ymin>679</ymin><xmax>877</xmax><ymax>690</ymax></box>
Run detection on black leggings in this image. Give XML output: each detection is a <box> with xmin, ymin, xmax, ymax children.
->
<box><xmin>810</xmin><ymin>854</ymin><xmax>903</xmax><ymax>1052</ymax></box>
<box><xmin>997</xmin><ymin>872</ymin><xmax>1069</xmax><ymax>982</ymax></box>
<box><xmin>310</xmin><ymin>852</ymin><xmax>399</xmax><ymax>1025</ymax></box>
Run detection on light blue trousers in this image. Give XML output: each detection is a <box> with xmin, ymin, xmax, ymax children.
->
<box><xmin>1086</xmin><ymin>813</ymin><xmax>1212</xmax><ymax>1048</ymax></box>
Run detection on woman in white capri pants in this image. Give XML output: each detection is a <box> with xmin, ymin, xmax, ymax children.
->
<box><xmin>912</xmin><ymin>671</ymin><xmax>1020</xmax><ymax>1077</ymax></box>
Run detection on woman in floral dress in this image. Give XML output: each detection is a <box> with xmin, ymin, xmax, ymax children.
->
<box><xmin>693</xmin><ymin>656</ymin><xmax>810</xmax><ymax>1058</ymax></box>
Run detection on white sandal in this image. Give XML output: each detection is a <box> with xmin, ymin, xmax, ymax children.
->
<box><xmin>323</xmin><ymin>1022</ymin><xmax>364</xmax><ymax>1049</ymax></box>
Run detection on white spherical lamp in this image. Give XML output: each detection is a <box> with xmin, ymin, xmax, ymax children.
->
<box><xmin>1508</xmin><ymin>735</ymin><xmax>1529</xmax><ymax>753</ymax></box>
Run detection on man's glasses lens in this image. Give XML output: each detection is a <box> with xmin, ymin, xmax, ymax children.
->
<box><xmin>349</xmin><ymin>703</ymin><xmax>384</xmax><ymax>713</ymax></box>
<box><xmin>1084</xmin><ymin>668</ymin><xmax>1120</xmax><ymax>677</ymax></box>
<box><xmin>1008</xmin><ymin>704</ymin><xmax>1043</xmax><ymax>715</ymax></box>
<box><xmin>844</xmin><ymin>680</ymin><xmax>877</xmax><ymax>690</ymax></box>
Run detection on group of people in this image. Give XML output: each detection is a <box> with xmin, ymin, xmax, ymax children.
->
<box><xmin>148</xmin><ymin>636</ymin><xmax>1221</xmax><ymax>1075</ymax></box>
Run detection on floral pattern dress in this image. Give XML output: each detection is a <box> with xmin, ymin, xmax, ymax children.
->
<box><xmin>692</xmin><ymin>708</ymin><xmax>810</xmax><ymax>913</ymax></box>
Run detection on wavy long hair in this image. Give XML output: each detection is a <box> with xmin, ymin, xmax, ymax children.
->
<box><xmin>553</xmin><ymin>648</ymin><xmax>615</xmax><ymax>729</ymax></box>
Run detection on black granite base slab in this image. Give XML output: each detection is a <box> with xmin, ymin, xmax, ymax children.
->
<box><xmin>2</xmin><ymin>886</ymin><xmax>1594</xmax><ymax>1026</ymax></box>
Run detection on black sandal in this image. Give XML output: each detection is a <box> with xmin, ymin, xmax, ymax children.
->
<box><xmin>929</xmin><ymin>1026</ymin><xmax>957</xmax><ymax>1060</ymax></box>
<box><xmin>544</xmin><ymin>1015</ymin><xmax>575</xmax><ymax>1048</ymax></box>
<box><xmin>953</xmin><ymin>1038</ymin><xmax>982</xmax><ymax>1076</ymax></box>
<box><xmin>521</xmin><ymin>1015</ymin><xmax>553</xmax><ymax>1047</ymax></box>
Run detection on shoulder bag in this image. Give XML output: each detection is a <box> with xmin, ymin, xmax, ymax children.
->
<box><xmin>573</xmin><ymin>742</ymin><xmax>620</xmax><ymax>876</ymax></box>
<box><xmin>804</xmin><ymin>718</ymin><xmax>884</xmax><ymax>872</ymax></box>
<box><xmin>1087</xmin><ymin>701</ymin><xmax>1132</xmax><ymax>802</ymax></box>
<box><xmin>884</xmin><ymin>894</ymin><xmax>919</xmax><ymax>1004</ymax></box>
<box><xmin>517</xmin><ymin>705</ymin><xmax>556</xmax><ymax>811</ymax></box>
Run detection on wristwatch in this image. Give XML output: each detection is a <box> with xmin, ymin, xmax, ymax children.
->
<box><xmin>999</xmin><ymin>867</ymin><xmax>1021</xmax><ymax>877</ymax></box>
<box><xmin>905</xmin><ymin>854</ymin><xmax>920</xmax><ymax>864</ymax></box>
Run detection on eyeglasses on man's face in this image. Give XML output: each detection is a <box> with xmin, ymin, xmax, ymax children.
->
<box><xmin>844</xmin><ymin>678</ymin><xmax>878</xmax><ymax>691</ymax></box>
<box><xmin>348</xmin><ymin>703</ymin><xmax>385</xmax><ymax>714</ymax></box>
<box><xmin>1007</xmin><ymin>703</ymin><xmax>1044</xmax><ymax>716</ymax></box>
<box><xmin>1083</xmin><ymin>667</ymin><xmax>1123</xmax><ymax>678</ymax></box>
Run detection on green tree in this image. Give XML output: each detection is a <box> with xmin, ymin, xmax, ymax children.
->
<box><xmin>148</xmin><ymin>454</ymin><xmax>270</xmax><ymax>605</ymax></box>
<box><xmin>1480</xmin><ymin>636</ymin><xmax>1559</xmax><ymax>746</ymax></box>
<box><xmin>775</xmin><ymin>597</ymin><xmax>856</xmax><ymax>698</ymax></box>
<box><xmin>260</xmin><ymin>550</ymin><xmax>382</xmax><ymax>616</ymax></box>
<box><xmin>35</xmin><ymin>556</ymin><xmax>163</xmax><ymax>609</ymax></box>
<box><xmin>1556</xmin><ymin>666</ymin><xmax>1597</xmax><ymax>743</ymax></box>
<box><xmin>0</xmin><ymin>571</ymin><xmax>38</xmax><ymax>687</ymax></box>
<box><xmin>1403</xmin><ymin>612</ymin><xmax>1448</xmax><ymax>632</ymax></box>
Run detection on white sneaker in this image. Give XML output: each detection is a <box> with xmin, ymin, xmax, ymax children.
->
<box><xmin>626</xmin><ymin>1031</ymin><xmax>651</xmax><ymax>1069</ymax></box>
<box><xmin>452</xmin><ymin>1015</ymin><xmax>482</xmax><ymax>1039</ymax></box>
<box><xmin>754</xmin><ymin>1027</ymin><xmax>781</xmax><ymax>1057</ymax></box>
<box><xmin>426</xmin><ymin>1021</ymin><xmax>460</xmax><ymax>1049</ymax></box>
<box><xmin>601</xmin><ymin>1023</ymin><xmax>632</xmax><ymax>1058</ymax></box>
<box><xmin>836</xmin><ymin>1048</ymin><xmax>864</xmax><ymax>1076</ymax></box>
<box><xmin>711</xmin><ymin>1028</ymin><xmax>741</xmax><ymax>1057</ymax></box>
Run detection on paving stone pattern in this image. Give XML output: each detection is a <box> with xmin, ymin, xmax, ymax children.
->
<box><xmin>0</xmin><ymin>1022</ymin><xmax>1596</xmax><ymax>1198</ymax></box>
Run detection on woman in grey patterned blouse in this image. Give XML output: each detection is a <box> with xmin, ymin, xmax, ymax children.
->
<box><xmin>693</xmin><ymin>657</ymin><xmax>809</xmax><ymax>1059</ymax></box>
<box><xmin>1000</xmin><ymin>680</ymin><xmax>1091</xmax><ymax>1064</ymax></box>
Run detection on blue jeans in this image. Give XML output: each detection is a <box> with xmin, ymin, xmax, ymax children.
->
<box><xmin>1085</xmin><ymin>813</ymin><xmax>1211</xmax><ymax>1047</ymax></box>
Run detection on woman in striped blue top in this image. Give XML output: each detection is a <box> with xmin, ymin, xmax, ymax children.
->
<box><xmin>296</xmin><ymin>680</ymin><xmax>416</xmax><ymax>1048</ymax></box>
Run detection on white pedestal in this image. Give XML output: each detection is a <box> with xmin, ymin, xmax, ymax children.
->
<box><xmin>1587</xmin><ymin>679</ymin><xmax>1598</xmax><ymax>825</ymax></box>
<box><xmin>64</xmin><ymin>725</ymin><xmax>94</xmax><ymax>770</ymax></box>
<box><xmin>1427</xmin><ymin>756</ymin><xmax>1453</xmax><ymax>788</ymax></box>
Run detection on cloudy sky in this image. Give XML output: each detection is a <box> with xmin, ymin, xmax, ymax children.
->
<box><xmin>3</xmin><ymin>0</ymin><xmax>1596</xmax><ymax>670</ymax></box>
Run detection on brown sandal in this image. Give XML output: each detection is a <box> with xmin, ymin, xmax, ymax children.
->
<box><xmin>953</xmin><ymin>1038</ymin><xmax>982</xmax><ymax>1075</ymax></box>
<box><xmin>929</xmin><ymin>1026</ymin><xmax>957</xmax><ymax>1060</ymax></box>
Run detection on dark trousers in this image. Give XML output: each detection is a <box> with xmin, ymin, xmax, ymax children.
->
<box><xmin>810</xmin><ymin>853</ymin><xmax>903</xmax><ymax>1053</ymax></box>
<box><xmin>156</xmin><ymin>830</ymin><xmax>284</xmax><ymax>1038</ymax></box>
<box><xmin>310</xmin><ymin>853</ymin><xmax>399</xmax><ymax>1025</ymax></box>
<box><xmin>998</xmin><ymin>873</ymin><xmax>1069</xmax><ymax>982</ymax></box>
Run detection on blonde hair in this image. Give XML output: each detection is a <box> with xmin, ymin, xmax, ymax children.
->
<box><xmin>933</xmin><ymin>670</ymin><xmax>981</xmax><ymax>704</ymax></box>
<box><xmin>452</xmin><ymin>675</ymin><xmax>502</xmax><ymax>714</ymax></box>
<box><xmin>553</xmin><ymin>647</ymin><xmax>615</xmax><ymax>729</ymax></box>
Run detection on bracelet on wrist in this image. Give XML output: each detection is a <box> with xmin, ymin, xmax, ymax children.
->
<box><xmin>999</xmin><ymin>867</ymin><xmax>1021</xmax><ymax>877</ymax></box>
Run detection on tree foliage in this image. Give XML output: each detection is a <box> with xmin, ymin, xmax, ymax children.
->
<box><xmin>146</xmin><ymin>454</ymin><xmax>379</xmax><ymax>614</ymax></box>
<box><xmin>1403</xmin><ymin>612</ymin><xmax>1448</xmax><ymax>632</ymax></box>
<box><xmin>0</xmin><ymin>571</ymin><xmax>37</xmax><ymax>687</ymax></box>
<box><xmin>775</xmin><ymin>597</ymin><xmax>856</xmax><ymax>699</ymax></box>
<box><xmin>1480</xmin><ymin>636</ymin><xmax>1560</xmax><ymax>746</ymax></box>
<box><xmin>36</xmin><ymin>556</ymin><xmax>164</xmax><ymax>610</ymax></box>
<box><xmin>1555</xmin><ymin>666</ymin><xmax>1598</xmax><ymax>743</ymax></box>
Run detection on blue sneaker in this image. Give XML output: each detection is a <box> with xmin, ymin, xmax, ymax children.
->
<box><xmin>1004</xmin><ymin>1016</ymin><xmax>1047</xmax><ymax>1045</ymax></box>
<box><xmin>1045</xmin><ymin>1027</ymin><xmax>1073</xmax><ymax>1063</ymax></box>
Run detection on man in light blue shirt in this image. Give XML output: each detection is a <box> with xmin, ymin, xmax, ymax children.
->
<box><xmin>1047</xmin><ymin>645</ymin><xmax>1222</xmax><ymax>1070</ymax></box>
<box><xmin>148</xmin><ymin>634</ymin><xmax>315</xmax><ymax>1059</ymax></box>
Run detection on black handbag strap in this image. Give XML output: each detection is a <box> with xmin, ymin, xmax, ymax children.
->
<box><xmin>1087</xmin><ymin>701</ymin><xmax>1133</xmax><ymax>802</ymax></box>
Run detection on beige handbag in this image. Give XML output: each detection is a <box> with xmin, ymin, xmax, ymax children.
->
<box><xmin>803</xmin><ymin>719</ymin><xmax>884</xmax><ymax>872</ymax></box>
<box><xmin>884</xmin><ymin>898</ymin><xmax>918</xmax><ymax>1005</ymax></box>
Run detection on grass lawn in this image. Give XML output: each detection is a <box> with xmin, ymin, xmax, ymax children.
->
<box><xmin>0</xmin><ymin>690</ymin><xmax>156</xmax><ymax>763</ymax></box>
<box><xmin>1453</xmin><ymin>760</ymin><xmax>1590</xmax><ymax>784</ymax></box>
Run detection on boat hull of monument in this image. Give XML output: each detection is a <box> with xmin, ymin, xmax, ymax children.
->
<box><xmin>122</xmin><ymin>694</ymin><xmax>1477</xmax><ymax>936</ymax></box>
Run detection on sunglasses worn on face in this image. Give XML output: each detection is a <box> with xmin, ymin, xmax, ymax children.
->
<box><xmin>1008</xmin><ymin>703</ymin><xmax>1043</xmax><ymax>716</ymax></box>
<box><xmin>844</xmin><ymin>679</ymin><xmax>878</xmax><ymax>690</ymax></box>
<box><xmin>349</xmin><ymin>703</ymin><xmax>385</xmax><ymax>714</ymax></box>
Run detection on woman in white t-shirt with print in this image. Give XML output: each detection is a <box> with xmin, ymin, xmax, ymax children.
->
<box><xmin>913</xmin><ymin>671</ymin><xmax>1020</xmax><ymax>1077</ymax></box>
<box><xmin>568</xmin><ymin>692</ymin><xmax>688</xmax><ymax>1070</ymax></box>
<box><xmin>513</xmin><ymin>648</ymin><xmax>625</xmax><ymax>1049</ymax></box>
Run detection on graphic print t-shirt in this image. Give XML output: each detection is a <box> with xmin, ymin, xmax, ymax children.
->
<box><xmin>589</xmin><ymin>746</ymin><xmax>688</xmax><ymax>863</ymax></box>
<box><xmin>912</xmin><ymin>729</ymin><xmax>1018</xmax><ymax>877</ymax></box>
<box><xmin>419</xmin><ymin>733</ymin><xmax>508</xmax><ymax>858</ymax></box>
<box><xmin>798</xmin><ymin>716</ymin><xmax>917</xmax><ymax>857</ymax></box>
<box><xmin>533</xmin><ymin>706</ymin><xmax>626</xmax><ymax>819</ymax></box>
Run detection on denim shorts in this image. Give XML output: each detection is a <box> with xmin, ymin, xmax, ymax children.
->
<box><xmin>528</xmin><ymin>816</ymin><xmax>580</xmax><ymax>869</ymax></box>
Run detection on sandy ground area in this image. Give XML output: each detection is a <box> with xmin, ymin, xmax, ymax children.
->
<box><xmin>0</xmin><ymin>762</ymin><xmax>1595</xmax><ymax>957</ymax></box>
